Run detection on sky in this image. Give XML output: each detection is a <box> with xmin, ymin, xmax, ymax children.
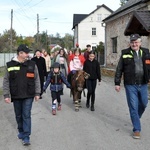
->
<box><xmin>0</xmin><ymin>0</ymin><xmax>121</xmax><ymax>37</ymax></box>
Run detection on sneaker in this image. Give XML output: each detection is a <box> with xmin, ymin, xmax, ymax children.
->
<box><xmin>17</xmin><ymin>132</ymin><xmax>23</xmax><ymax>139</ymax></box>
<box><xmin>22</xmin><ymin>137</ymin><xmax>30</xmax><ymax>146</ymax></box>
<box><xmin>52</xmin><ymin>109</ymin><xmax>56</xmax><ymax>115</ymax></box>
<box><xmin>132</xmin><ymin>131</ymin><xmax>140</xmax><ymax>139</ymax></box>
<box><xmin>57</xmin><ymin>104</ymin><xmax>61</xmax><ymax>111</ymax></box>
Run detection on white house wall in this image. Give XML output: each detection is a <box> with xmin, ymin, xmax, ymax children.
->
<box><xmin>77</xmin><ymin>7</ymin><xmax>112</xmax><ymax>50</ymax></box>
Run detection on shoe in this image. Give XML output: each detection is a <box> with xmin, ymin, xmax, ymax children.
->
<box><xmin>17</xmin><ymin>132</ymin><xmax>23</xmax><ymax>139</ymax></box>
<box><xmin>52</xmin><ymin>109</ymin><xmax>56</xmax><ymax>115</ymax></box>
<box><xmin>91</xmin><ymin>105</ymin><xmax>95</xmax><ymax>111</ymax></box>
<box><xmin>22</xmin><ymin>137</ymin><xmax>30</xmax><ymax>146</ymax></box>
<box><xmin>86</xmin><ymin>100</ymin><xmax>90</xmax><ymax>108</ymax></box>
<box><xmin>86</xmin><ymin>102</ymin><xmax>90</xmax><ymax>108</ymax></box>
<box><xmin>132</xmin><ymin>131</ymin><xmax>140</xmax><ymax>139</ymax></box>
<box><xmin>57</xmin><ymin>104</ymin><xmax>61</xmax><ymax>111</ymax></box>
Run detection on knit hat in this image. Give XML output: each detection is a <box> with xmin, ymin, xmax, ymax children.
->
<box><xmin>53</xmin><ymin>62</ymin><xmax>60</xmax><ymax>69</ymax></box>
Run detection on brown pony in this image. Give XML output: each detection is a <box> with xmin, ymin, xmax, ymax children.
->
<box><xmin>71</xmin><ymin>70</ymin><xmax>90</xmax><ymax>111</ymax></box>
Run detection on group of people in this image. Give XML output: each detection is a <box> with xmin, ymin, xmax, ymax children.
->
<box><xmin>2</xmin><ymin>33</ymin><xmax>150</xmax><ymax>146</ymax></box>
<box><xmin>3</xmin><ymin>43</ymin><xmax>101</xmax><ymax>146</ymax></box>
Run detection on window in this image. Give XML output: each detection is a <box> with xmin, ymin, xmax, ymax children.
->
<box><xmin>97</xmin><ymin>14</ymin><xmax>102</xmax><ymax>21</ymax></box>
<box><xmin>112</xmin><ymin>37</ymin><xmax>117</xmax><ymax>53</ymax></box>
<box><xmin>92</xmin><ymin>28</ymin><xmax>96</xmax><ymax>36</ymax></box>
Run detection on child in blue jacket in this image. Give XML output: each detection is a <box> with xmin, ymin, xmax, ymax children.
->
<box><xmin>43</xmin><ymin>62</ymin><xmax>71</xmax><ymax>115</ymax></box>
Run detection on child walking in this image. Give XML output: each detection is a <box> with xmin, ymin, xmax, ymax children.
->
<box><xmin>83</xmin><ymin>50</ymin><xmax>101</xmax><ymax>111</ymax></box>
<box><xmin>43</xmin><ymin>62</ymin><xmax>71</xmax><ymax>115</ymax></box>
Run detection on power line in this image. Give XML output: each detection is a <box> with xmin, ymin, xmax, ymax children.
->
<box><xmin>24</xmin><ymin>0</ymin><xmax>33</xmax><ymax>6</ymax></box>
<box><xmin>28</xmin><ymin>0</ymin><xmax>44</xmax><ymax>8</ymax></box>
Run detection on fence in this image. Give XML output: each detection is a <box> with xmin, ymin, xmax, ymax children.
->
<box><xmin>0</xmin><ymin>53</ymin><xmax>34</xmax><ymax>67</ymax></box>
<box><xmin>0</xmin><ymin>52</ymin><xmax>105</xmax><ymax>67</ymax></box>
<box><xmin>0</xmin><ymin>53</ymin><xmax>16</xmax><ymax>67</ymax></box>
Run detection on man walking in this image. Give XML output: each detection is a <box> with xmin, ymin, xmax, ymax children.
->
<box><xmin>115</xmin><ymin>34</ymin><xmax>150</xmax><ymax>139</ymax></box>
<box><xmin>3</xmin><ymin>44</ymin><xmax>41</xmax><ymax>145</ymax></box>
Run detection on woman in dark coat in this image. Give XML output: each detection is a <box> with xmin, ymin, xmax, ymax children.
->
<box><xmin>31</xmin><ymin>49</ymin><xmax>46</xmax><ymax>98</ymax></box>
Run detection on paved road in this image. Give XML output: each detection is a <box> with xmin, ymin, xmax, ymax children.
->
<box><xmin>0</xmin><ymin>76</ymin><xmax>150</xmax><ymax>150</ymax></box>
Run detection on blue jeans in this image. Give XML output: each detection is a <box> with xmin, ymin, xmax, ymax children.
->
<box><xmin>13</xmin><ymin>98</ymin><xmax>34</xmax><ymax>139</ymax></box>
<box><xmin>125</xmin><ymin>84</ymin><xmax>148</xmax><ymax>132</ymax></box>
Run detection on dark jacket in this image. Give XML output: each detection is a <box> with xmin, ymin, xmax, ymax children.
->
<box><xmin>115</xmin><ymin>47</ymin><xmax>150</xmax><ymax>85</ymax></box>
<box><xmin>3</xmin><ymin>58</ymin><xmax>41</xmax><ymax>99</ymax></box>
<box><xmin>83</xmin><ymin>59</ymin><xmax>101</xmax><ymax>82</ymax></box>
<box><xmin>43</xmin><ymin>71</ymin><xmax>70</xmax><ymax>92</ymax></box>
<box><xmin>31</xmin><ymin>56</ymin><xmax>46</xmax><ymax>82</ymax></box>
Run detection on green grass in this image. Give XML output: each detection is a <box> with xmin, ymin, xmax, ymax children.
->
<box><xmin>0</xmin><ymin>89</ymin><xmax>3</xmax><ymax>95</ymax></box>
<box><xmin>0</xmin><ymin>67</ymin><xmax>5</xmax><ymax>96</ymax></box>
<box><xmin>0</xmin><ymin>67</ymin><xmax>5</xmax><ymax>77</ymax></box>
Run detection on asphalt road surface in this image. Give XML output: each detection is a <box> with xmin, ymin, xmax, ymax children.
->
<box><xmin>0</xmin><ymin>76</ymin><xmax>150</xmax><ymax>150</ymax></box>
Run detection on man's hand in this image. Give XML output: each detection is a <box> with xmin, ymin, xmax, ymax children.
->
<box><xmin>5</xmin><ymin>98</ymin><xmax>11</xmax><ymax>104</ymax></box>
<box><xmin>34</xmin><ymin>96</ymin><xmax>40</xmax><ymax>101</ymax></box>
<box><xmin>115</xmin><ymin>85</ymin><xmax>121</xmax><ymax>92</ymax></box>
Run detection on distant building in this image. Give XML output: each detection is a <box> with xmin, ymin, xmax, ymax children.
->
<box><xmin>72</xmin><ymin>4</ymin><xmax>113</xmax><ymax>50</ymax></box>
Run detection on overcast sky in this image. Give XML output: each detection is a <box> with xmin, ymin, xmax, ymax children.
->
<box><xmin>0</xmin><ymin>0</ymin><xmax>121</xmax><ymax>37</ymax></box>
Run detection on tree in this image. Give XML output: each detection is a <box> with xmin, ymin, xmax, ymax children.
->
<box><xmin>0</xmin><ymin>28</ymin><xmax>73</xmax><ymax>53</ymax></box>
<box><xmin>0</xmin><ymin>29</ymin><xmax>17</xmax><ymax>52</ymax></box>
<box><xmin>96</xmin><ymin>42</ymin><xmax>104</xmax><ymax>54</ymax></box>
<box><xmin>62</xmin><ymin>33</ymin><xmax>73</xmax><ymax>50</ymax></box>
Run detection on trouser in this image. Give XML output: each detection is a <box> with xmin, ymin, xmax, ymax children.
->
<box><xmin>67</xmin><ymin>70</ymin><xmax>76</xmax><ymax>84</ymax></box>
<box><xmin>13</xmin><ymin>98</ymin><xmax>34</xmax><ymax>139</ymax></box>
<box><xmin>51</xmin><ymin>91</ymin><xmax>62</xmax><ymax>110</ymax></box>
<box><xmin>125</xmin><ymin>84</ymin><xmax>148</xmax><ymax>132</ymax></box>
<box><xmin>86</xmin><ymin>79</ymin><xmax>97</xmax><ymax>105</ymax></box>
<box><xmin>40</xmin><ymin>76</ymin><xmax>44</xmax><ymax>96</ymax></box>
<box><xmin>46</xmin><ymin>71</ymin><xmax>50</xmax><ymax>80</ymax></box>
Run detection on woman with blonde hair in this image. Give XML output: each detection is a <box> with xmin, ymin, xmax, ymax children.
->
<box><xmin>55</xmin><ymin>48</ymin><xmax>68</xmax><ymax>77</ymax></box>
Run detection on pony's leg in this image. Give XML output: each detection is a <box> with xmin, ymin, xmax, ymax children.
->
<box><xmin>72</xmin><ymin>91</ymin><xmax>75</xmax><ymax>104</ymax></box>
<box><xmin>74</xmin><ymin>93</ymin><xmax>79</xmax><ymax>111</ymax></box>
<box><xmin>78</xmin><ymin>92</ymin><xmax>82</xmax><ymax>108</ymax></box>
<box><xmin>75</xmin><ymin>100</ymin><xmax>79</xmax><ymax>111</ymax></box>
<box><xmin>78</xmin><ymin>100</ymin><xmax>82</xmax><ymax>108</ymax></box>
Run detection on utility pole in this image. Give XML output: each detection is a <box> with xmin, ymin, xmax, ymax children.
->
<box><xmin>10</xmin><ymin>9</ymin><xmax>13</xmax><ymax>53</ymax></box>
<box><xmin>37</xmin><ymin>14</ymin><xmax>39</xmax><ymax>47</ymax></box>
<box><xmin>36</xmin><ymin>14</ymin><xmax>47</xmax><ymax>48</ymax></box>
<box><xmin>46</xmin><ymin>30</ymin><xmax>48</xmax><ymax>50</ymax></box>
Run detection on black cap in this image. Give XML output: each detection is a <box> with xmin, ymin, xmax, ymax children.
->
<box><xmin>130</xmin><ymin>34</ymin><xmax>141</xmax><ymax>41</ymax></box>
<box><xmin>17</xmin><ymin>44</ymin><xmax>32</xmax><ymax>53</ymax></box>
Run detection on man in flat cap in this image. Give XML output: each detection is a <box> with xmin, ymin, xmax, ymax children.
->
<box><xmin>114</xmin><ymin>34</ymin><xmax>150</xmax><ymax>139</ymax></box>
<box><xmin>3</xmin><ymin>44</ymin><xmax>41</xmax><ymax>146</ymax></box>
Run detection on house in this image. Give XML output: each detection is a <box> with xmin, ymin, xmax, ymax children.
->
<box><xmin>72</xmin><ymin>4</ymin><xmax>113</xmax><ymax>50</ymax></box>
<box><xmin>103</xmin><ymin>0</ymin><xmax>150</xmax><ymax>67</ymax></box>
